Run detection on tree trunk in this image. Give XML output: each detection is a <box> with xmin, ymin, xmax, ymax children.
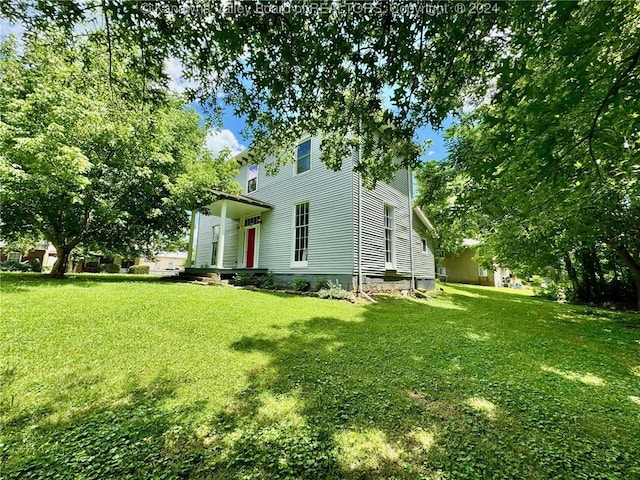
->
<box><xmin>594</xmin><ymin>247</ymin><xmax>606</xmax><ymax>296</ymax></box>
<box><xmin>613</xmin><ymin>244</ymin><xmax>640</xmax><ymax>311</ymax></box>
<box><xmin>50</xmin><ymin>245</ymin><xmax>72</xmax><ymax>279</ymax></box>
<box><xmin>580</xmin><ymin>246</ymin><xmax>603</xmax><ymax>301</ymax></box>
<box><xmin>563</xmin><ymin>252</ymin><xmax>582</xmax><ymax>300</ymax></box>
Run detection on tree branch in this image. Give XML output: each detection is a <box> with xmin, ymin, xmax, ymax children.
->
<box><xmin>101</xmin><ymin>0</ymin><xmax>114</xmax><ymax>100</ymax></box>
<box><xmin>587</xmin><ymin>47</ymin><xmax>640</xmax><ymax>180</ymax></box>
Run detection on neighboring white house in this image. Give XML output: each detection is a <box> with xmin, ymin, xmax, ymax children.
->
<box><xmin>193</xmin><ymin>135</ymin><xmax>436</xmax><ymax>292</ymax></box>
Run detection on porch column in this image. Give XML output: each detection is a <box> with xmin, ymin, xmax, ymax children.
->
<box><xmin>215</xmin><ymin>200</ymin><xmax>227</xmax><ymax>268</ymax></box>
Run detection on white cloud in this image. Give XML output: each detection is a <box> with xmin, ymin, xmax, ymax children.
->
<box><xmin>428</xmin><ymin>150</ymin><xmax>435</xmax><ymax>156</ymax></box>
<box><xmin>206</xmin><ymin>129</ymin><xmax>245</xmax><ymax>157</ymax></box>
<box><xmin>164</xmin><ymin>57</ymin><xmax>197</xmax><ymax>93</ymax></box>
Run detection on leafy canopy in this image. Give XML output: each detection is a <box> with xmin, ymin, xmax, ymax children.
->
<box><xmin>416</xmin><ymin>0</ymin><xmax>640</xmax><ymax>307</ymax></box>
<box><xmin>1</xmin><ymin>0</ymin><xmax>520</xmax><ymax>184</ymax></box>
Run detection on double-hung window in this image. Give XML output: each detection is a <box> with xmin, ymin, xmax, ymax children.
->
<box><xmin>247</xmin><ymin>164</ymin><xmax>258</xmax><ymax>193</ymax></box>
<box><xmin>296</xmin><ymin>139</ymin><xmax>311</xmax><ymax>174</ymax></box>
<box><xmin>293</xmin><ymin>202</ymin><xmax>309</xmax><ymax>267</ymax></box>
<box><xmin>211</xmin><ymin>225</ymin><xmax>220</xmax><ymax>265</ymax></box>
<box><xmin>384</xmin><ymin>204</ymin><xmax>395</xmax><ymax>269</ymax></box>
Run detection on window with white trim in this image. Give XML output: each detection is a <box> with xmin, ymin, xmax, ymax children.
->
<box><xmin>7</xmin><ymin>252</ymin><xmax>21</xmax><ymax>262</ymax></box>
<box><xmin>438</xmin><ymin>250</ymin><xmax>445</xmax><ymax>259</ymax></box>
<box><xmin>211</xmin><ymin>225</ymin><xmax>220</xmax><ymax>265</ymax></box>
<box><xmin>478</xmin><ymin>267</ymin><xmax>488</xmax><ymax>277</ymax></box>
<box><xmin>296</xmin><ymin>139</ymin><xmax>311</xmax><ymax>174</ymax></box>
<box><xmin>293</xmin><ymin>202</ymin><xmax>309</xmax><ymax>266</ymax></box>
<box><xmin>438</xmin><ymin>266</ymin><xmax>447</xmax><ymax>276</ymax></box>
<box><xmin>247</xmin><ymin>164</ymin><xmax>258</xmax><ymax>193</ymax></box>
<box><xmin>384</xmin><ymin>204</ymin><xmax>395</xmax><ymax>269</ymax></box>
<box><xmin>421</xmin><ymin>239</ymin><xmax>428</xmax><ymax>253</ymax></box>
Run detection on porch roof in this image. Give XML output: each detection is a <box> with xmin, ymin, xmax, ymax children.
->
<box><xmin>207</xmin><ymin>189</ymin><xmax>273</xmax><ymax>219</ymax></box>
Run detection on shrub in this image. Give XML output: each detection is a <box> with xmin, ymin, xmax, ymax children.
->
<box><xmin>234</xmin><ymin>272</ymin><xmax>257</xmax><ymax>286</ymax></box>
<box><xmin>29</xmin><ymin>258</ymin><xmax>42</xmax><ymax>272</ymax></box>
<box><xmin>318</xmin><ymin>279</ymin><xmax>351</xmax><ymax>300</ymax></box>
<box><xmin>534</xmin><ymin>279</ymin><xmax>567</xmax><ymax>302</ymax></box>
<box><xmin>313</xmin><ymin>278</ymin><xmax>329</xmax><ymax>291</ymax></box>
<box><xmin>0</xmin><ymin>260</ymin><xmax>31</xmax><ymax>272</ymax></box>
<box><xmin>128</xmin><ymin>265</ymin><xmax>150</xmax><ymax>275</ymax></box>
<box><xmin>256</xmin><ymin>271</ymin><xmax>275</xmax><ymax>289</ymax></box>
<box><xmin>100</xmin><ymin>263</ymin><xmax>121</xmax><ymax>273</ymax></box>
<box><xmin>292</xmin><ymin>277</ymin><xmax>310</xmax><ymax>292</ymax></box>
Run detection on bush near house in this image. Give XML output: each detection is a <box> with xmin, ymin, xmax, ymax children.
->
<box><xmin>292</xmin><ymin>277</ymin><xmax>311</xmax><ymax>292</ymax></box>
<box><xmin>233</xmin><ymin>272</ymin><xmax>257</xmax><ymax>286</ymax></box>
<box><xmin>29</xmin><ymin>259</ymin><xmax>42</xmax><ymax>272</ymax></box>
<box><xmin>317</xmin><ymin>279</ymin><xmax>351</xmax><ymax>300</ymax></box>
<box><xmin>0</xmin><ymin>261</ymin><xmax>31</xmax><ymax>272</ymax></box>
<box><xmin>233</xmin><ymin>272</ymin><xmax>275</xmax><ymax>289</ymax></box>
<box><xmin>99</xmin><ymin>263</ymin><xmax>121</xmax><ymax>274</ymax></box>
<box><xmin>313</xmin><ymin>278</ymin><xmax>329</xmax><ymax>291</ymax></box>
<box><xmin>256</xmin><ymin>271</ymin><xmax>275</xmax><ymax>289</ymax></box>
<box><xmin>128</xmin><ymin>265</ymin><xmax>150</xmax><ymax>275</ymax></box>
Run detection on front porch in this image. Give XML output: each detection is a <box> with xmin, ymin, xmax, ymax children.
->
<box><xmin>205</xmin><ymin>189</ymin><xmax>273</xmax><ymax>270</ymax></box>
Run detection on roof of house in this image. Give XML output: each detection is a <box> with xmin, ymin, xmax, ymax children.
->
<box><xmin>210</xmin><ymin>189</ymin><xmax>274</xmax><ymax>210</ymax></box>
<box><xmin>413</xmin><ymin>207</ymin><xmax>436</xmax><ymax>233</ymax></box>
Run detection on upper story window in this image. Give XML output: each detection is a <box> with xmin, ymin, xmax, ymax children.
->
<box><xmin>384</xmin><ymin>204</ymin><xmax>396</xmax><ymax>269</ymax></box>
<box><xmin>247</xmin><ymin>164</ymin><xmax>258</xmax><ymax>193</ymax></box>
<box><xmin>421</xmin><ymin>239</ymin><xmax>428</xmax><ymax>253</ymax></box>
<box><xmin>296</xmin><ymin>139</ymin><xmax>311</xmax><ymax>174</ymax></box>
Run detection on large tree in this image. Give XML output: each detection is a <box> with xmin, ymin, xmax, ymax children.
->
<box><xmin>3</xmin><ymin>2</ymin><xmax>636</xmax><ymax>185</ymax></box>
<box><xmin>1</xmin><ymin>0</ymin><xmax>520</xmax><ymax>184</ymax></box>
<box><xmin>0</xmin><ymin>32</ymin><xmax>238</xmax><ymax>277</ymax></box>
<box><xmin>410</xmin><ymin>1</ymin><xmax>640</xmax><ymax>309</ymax></box>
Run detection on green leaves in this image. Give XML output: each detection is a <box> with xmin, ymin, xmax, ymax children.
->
<box><xmin>418</xmin><ymin>0</ymin><xmax>640</xmax><ymax>307</ymax></box>
<box><xmin>2</xmin><ymin>0</ymin><xmax>518</xmax><ymax>182</ymax></box>
<box><xmin>0</xmin><ymin>31</ymin><xmax>238</xmax><ymax>275</ymax></box>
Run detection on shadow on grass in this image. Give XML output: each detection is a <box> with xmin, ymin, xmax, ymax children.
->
<box><xmin>216</xmin><ymin>295</ymin><xmax>640</xmax><ymax>479</ymax></box>
<box><xmin>0</xmin><ymin>376</ymin><xmax>208</xmax><ymax>480</ymax></box>
<box><xmin>0</xmin><ymin>273</ymin><xmax>163</xmax><ymax>293</ymax></box>
<box><xmin>2</xmin><ymin>287</ymin><xmax>639</xmax><ymax>479</ymax></box>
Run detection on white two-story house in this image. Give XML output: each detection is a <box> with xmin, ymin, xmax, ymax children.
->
<box><xmin>193</xmin><ymin>135</ymin><xmax>436</xmax><ymax>292</ymax></box>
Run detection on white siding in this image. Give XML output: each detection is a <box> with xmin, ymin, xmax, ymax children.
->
<box><xmin>353</xmin><ymin>165</ymin><xmax>435</xmax><ymax>279</ymax></box>
<box><xmin>195</xmin><ymin>135</ymin><xmax>434</xmax><ymax>282</ymax></box>
<box><xmin>229</xmin><ymin>136</ymin><xmax>355</xmax><ymax>275</ymax></box>
<box><xmin>194</xmin><ymin>214</ymin><xmax>239</xmax><ymax>268</ymax></box>
<box><xmin>412</xmin><ymin>213</ymin><xmax>436</xmax><ymax>278</ymax></box>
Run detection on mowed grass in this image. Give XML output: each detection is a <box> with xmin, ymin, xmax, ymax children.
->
<box><xmin>1</xmin><ymin>274</ymin><xmax>639</xmax><ymax>479</ymax></box>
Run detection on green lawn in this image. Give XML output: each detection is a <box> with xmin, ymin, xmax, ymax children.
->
<box><xmin>1</xmin><ymin>274</ymin><xmax>639</xmax><ymax>479</ymax></box>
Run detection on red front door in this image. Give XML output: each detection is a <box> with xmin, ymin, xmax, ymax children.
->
<box><xmin>246</xmin><ymin>228</ymin><xmax>256</xmax><ymax>268</ymax></box>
